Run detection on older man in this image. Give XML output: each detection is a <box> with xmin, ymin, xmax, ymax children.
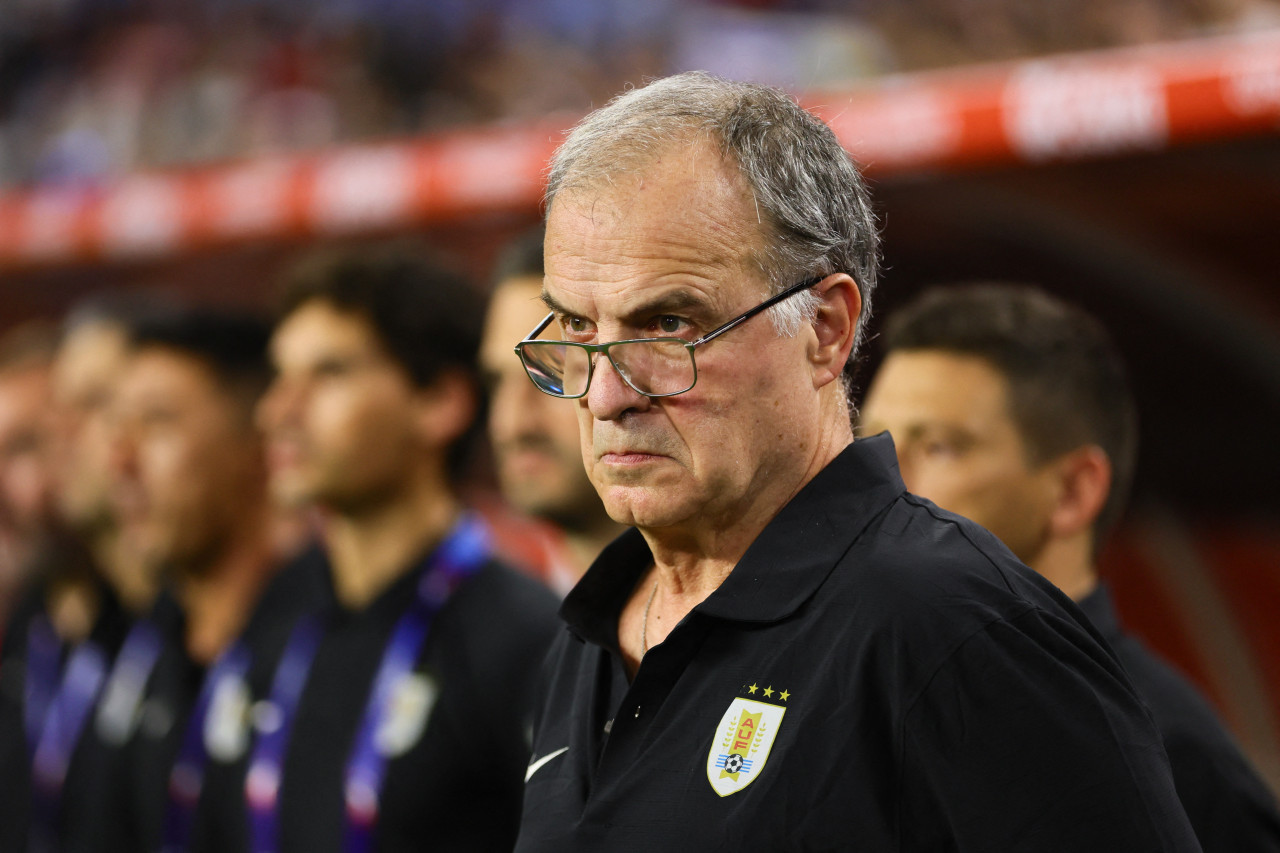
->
<box><xmin>513</xmin><ymin>72</ymin><xmax>1199</xmax><ymax>851</ymax></box>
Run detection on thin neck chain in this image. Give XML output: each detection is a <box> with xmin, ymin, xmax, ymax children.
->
<box><xmin>639</xmin><ymin>580</ymin><xmax>659</xmax><ymax>656</ymax></box>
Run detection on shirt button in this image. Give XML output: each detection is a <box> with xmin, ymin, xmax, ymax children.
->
<box><xmin>633</xmin><ymin>705</ymin><xmax>641</xmax><ymax>719</ymax></box>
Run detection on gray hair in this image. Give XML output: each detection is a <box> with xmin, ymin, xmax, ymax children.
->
<box><xmin>545</xmin><ymin>71</ymin><xmax>879</xmax><ymax>369</ymax></box>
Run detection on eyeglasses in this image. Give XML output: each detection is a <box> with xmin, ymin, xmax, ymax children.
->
<box><xmin>513</xmin><ymin>277</ymin><xmax>821</xmax><ymax>399</ymax></box>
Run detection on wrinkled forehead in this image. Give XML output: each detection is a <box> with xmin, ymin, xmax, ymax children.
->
<box><xmin>543</xmin><ymin>146</ymin><xmax>770</xmax><ymax>308</ymax></box>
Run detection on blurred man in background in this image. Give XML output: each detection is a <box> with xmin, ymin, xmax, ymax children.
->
<box><xmin>0</xmin><ymin>306</ymin><xmax>146</xmax><ymax>853</ymax></box>
<box><xmin>103</xmin><ymin>308</ymin><xmax>326</xmax><ymax>852</ymax></box>
<box><xmin>0</xmin><ymin>323</ymin><xmax>59</xmax><ymax>624</ymax></box>
<box><xmin>481</xmin><ymin>225</ymin><xmax>623</xmax><ymax>594</ymax></box>
<box><xmin>52</xmin><ymin>300</ymin><xmax>164</xmax><ymax>616</ymax></box>
<box><xmin>859</xmin><ymin>282</ymin><xmax>1280</xmax><ymax>850</ymax></box>
<box><xmin>254</xmin><ymin>246</ymin><xmax>558</xmax><ymax>852</ymax></box>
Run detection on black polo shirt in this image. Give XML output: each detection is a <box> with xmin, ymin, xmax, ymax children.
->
<box><xmin>273</xmin><ymin>553</ymin><xmax>560</xmax><ymax>853</ymax></box>
<box><xmin>1078</xmin><ymin>585</ymin><xmax>1280</xmax><ymax>850</ymax></box>
<box><xmin>188</xmin><ymin>543</ymin><xmax>332</xmax><ymax>853</ymax></box>
<box><xmin>100</xmin><ymin>547</ymin><xmax>331</xmax><ymax>853</ymax></box>
<box><xmin>516</xmin><ymin>435</ymin><xmax>1201</xmax><ymax>852</ymax></box>
<box><xmin>0</xmin><ymin>568</ymin><xmax>130</xmax><ymax>853</ymax></box>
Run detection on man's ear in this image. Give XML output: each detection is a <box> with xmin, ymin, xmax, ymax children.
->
<box><xmin>1047</xmin><ymin>445</ymin><xmax>1111</xmax><ymax>540</ymax></box>
<box><xmin>411</xmin><ymin>369</ymin><xmax>479</xmax><ymax>451</ymax></box>
<box><xmin>809</xmin><ymin>273</ymin><xmax>861</xmax><ymax>390</ymax></box>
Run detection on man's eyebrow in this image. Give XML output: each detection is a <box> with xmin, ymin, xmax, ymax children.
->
<box><xmin>621</xmin><ymin>290</ymin><xmax>711</xmax><ymax>320</ymax></box>
<box><xmin>539</xmin><ymin>288</ymin><xmax>713</xmax><ymax>320</ymax></box>
<box><xmin>540</xmin><ymin>290</ymin><xmax>569</xmax><ymax>314</ymax></box>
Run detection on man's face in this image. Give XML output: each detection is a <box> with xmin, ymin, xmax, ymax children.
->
<box><xmin>257</xmin><ymin>301</ymin><xmax>422</xmax><ymax>512</ymax></box>
<box><xmin>859</xmin><ymin>350</ymin><xmax>1057</xmax><ymax>563</ymax></box>
<box><xmin>0</xmin><ymin>365</ymin><xmax>55</xmax><ymax>547</ymax></box>
<box><xmin>482</xmin><ymin>277</ymin><xmax>603</xmax><ymax>527</ymax></box>
<box><xmin>51</xmin><ymin>322</ymin><xmax>129</xmax><ymax>533</ymax></box>
<box><xmin>112</xmin><ymin>348</ymin><xmax>261</xmax><ymax>573</ymax></box>
<box><xmin>543</xmin><ymin>142</ymin><xmax>821</xmax><ymax>534</ymax></box>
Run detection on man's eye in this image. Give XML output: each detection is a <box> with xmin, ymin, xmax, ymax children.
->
<box><xmin>921</xmin><ymin>440</ymin><xmax>962</xmax><ymax>459</ymax></box>
<box><xmin>566</xmin><ymin>317</ymin><xmax>589</xmax><ymax>334</ymax></box>
<box><xmin>314</xmin><ymin>362</ymin><xmax>349</xmax><ymax>378</ymax></box>
<box><xmin>656</xmin><ymin>316</ymin><xmax>684</xmax><ymax>335</ymax></box>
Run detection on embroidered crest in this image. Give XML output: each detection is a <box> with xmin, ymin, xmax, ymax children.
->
<box><xmin>374</xmin><ymin>672</ymin><xmax>438</xmax><ymax>757</ymax></box>
<box><xmin>706</xmin><ymin>685</ymin><xmax>789</xmax><ymax>797</ymax></box>
<box><xmin>204</xmin><ymin>672</ymin><xmax>251</xmax><ymax>762</ymax></box>
<box><xmin>95</xmin><ymin>657</ymin><xmax>152</xmax><ymax>745</ymax></box>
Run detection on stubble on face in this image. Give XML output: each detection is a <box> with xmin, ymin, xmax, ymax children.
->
<box><xmin>114</xmin><ymin>350</ymin><xmax>257</xmax><ymax>576</ymax></box>
<box><xmin>51</xmin><ymin>323</ymin><xmax>130</xmax><ymax>534</ymax></box>
<box><xmin>482</xmin><ymin>279</ymin><xmax>601</xmax><ymax>524</ymax></box>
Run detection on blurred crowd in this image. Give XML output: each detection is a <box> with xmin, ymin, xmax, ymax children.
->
<box><xmin>1</xmin><ymin>0</ymin><xmax>1277</xmax><ymax>190</ymax></box>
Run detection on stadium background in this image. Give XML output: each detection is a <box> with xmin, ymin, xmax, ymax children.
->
<box><xmin>1</xmin><ymin>0</ymin><xmax>1278</xmax><ymax>793</ymax></box>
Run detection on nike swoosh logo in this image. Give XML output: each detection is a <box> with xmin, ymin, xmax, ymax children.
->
<box><xmin>525</xmin><ymin>746</ymin><xmax>569</xmax><ymax>782</ymax></box>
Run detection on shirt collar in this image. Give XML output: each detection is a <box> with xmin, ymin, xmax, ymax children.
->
<box><xmin>560</xmin><ymin>433</ymin><xmax>907</xmax><ymax>648</ymax></box>
<box><xmin>1074</xmin><ymin>583</ymin><xmax>1122</xmax><ymax>642</ymax></box>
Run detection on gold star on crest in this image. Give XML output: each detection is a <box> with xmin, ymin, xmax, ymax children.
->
<box><xmin>779</xmin><ymin>689</ymin><xmax>790</xmax><ymax>701</ymax></box>
<box><xmin>747</xmin><ymin>683</ymin><xmax>758</xmax><ymax>694</ymax></box>
<box><xmin>763</xmin><ymin>686</ymin><xmax>774</xmax><ymax>698</ymax></box>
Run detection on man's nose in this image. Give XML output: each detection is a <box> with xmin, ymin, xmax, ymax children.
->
<box><xmin>108</xmin><ymin>430</ymin><xmax>139</xmax><ymax>483</ymax></box>
<box><xmin>586</xmin><ymin>353</ymin><xmax>651</xmax><ymax>421</ymax></box>
<box><xmin>257</xmin><ymin>377</ymin><xmax>300</xmax><ymax>434</ymax></box>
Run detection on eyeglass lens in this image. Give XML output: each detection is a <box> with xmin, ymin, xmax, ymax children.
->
<box><xmin>522</xmin><ymin>339</ymin><xmax>694</xmax><ymax>398</ymax></box>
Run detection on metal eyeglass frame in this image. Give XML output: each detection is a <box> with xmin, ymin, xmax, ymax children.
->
<box><xmin>513</xmin><ymin>276</ymin><xmax>823</xmax><ymax>399</ymax></box>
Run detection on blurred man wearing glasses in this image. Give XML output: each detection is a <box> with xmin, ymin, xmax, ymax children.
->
<box><xmin>513</xmin><ymin>72</ymin><xmax>1199</xmax><ymax>851</ymax></box>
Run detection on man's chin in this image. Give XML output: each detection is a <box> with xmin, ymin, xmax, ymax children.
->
<box><xmin>597</xmin><ymin>483</ymin><xmax>693</xmax><ymax>531</ymax></box>
<box><xmin>269</xmin><ymin>475</ymin><xmax>317</xmax><ymax>511</ymax></box>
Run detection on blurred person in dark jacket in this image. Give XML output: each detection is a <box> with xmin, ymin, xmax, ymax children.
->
<box><xmin>0</xmin><ymin>306</ymin><xmax>145</xmax><ymax>853</ymax></box>
<box><xmin>860</xmin><ymin>282</ymin><xmax>1280</xmax><ymax>851</ymax></box>
<box><xmin>253</xmin><ymin>246</ymin><xmax>558</xmax><ymax>853</ymax></box>
<box><xmin>99</xmin><ymin>307</ymin><xmax>327</xmax><ymax>853</ymax></box>
<box><xmin>481</xmin><ymin>225</ymin><xmax>623</xmax><ymax>594</ymax></box>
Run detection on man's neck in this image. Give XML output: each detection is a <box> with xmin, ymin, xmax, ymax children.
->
<box><xmin>178</xmin><ymin>524</ymin><xmax>275</xmax><ymax>666</ymax></box>
<box><xmin>619</xmin><ymin>412</ymin><xmax>852</xmax><ymax>674</ymax></box>
<box><xmin>94</xmin><ymin>526</ymin><xmax>159</xmax><ymax>616</ymax></box>
<box><xmin>324</xmin><ymin>481</ymin><xmax>460</xmax><ymax>612</ymax></box>
<box><xmin>1027</xmin><ymin>533</ymin><xmax>1099</xmax><ymax>603</ymax></box>
<box><xmin>47</xmin><ymin>577</ymin><xmax>99</xmax><ymax>645</ymax></box>
<box><xmin>644</xmin><ymin>412</ymin><xmax>851</xmax><ymax>592</ymax></box>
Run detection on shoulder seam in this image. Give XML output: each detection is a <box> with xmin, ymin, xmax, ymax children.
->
<box><xmin>900</xmin><ymin>494</ymin><xmax>1021</xmax><ymax>596</ymax></box>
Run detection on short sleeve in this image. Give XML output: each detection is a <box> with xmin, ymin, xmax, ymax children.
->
<box><xmin>898</xmin><ymin>609</ymin><xmax>1202</xmax><ymax>851</ymax></box>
